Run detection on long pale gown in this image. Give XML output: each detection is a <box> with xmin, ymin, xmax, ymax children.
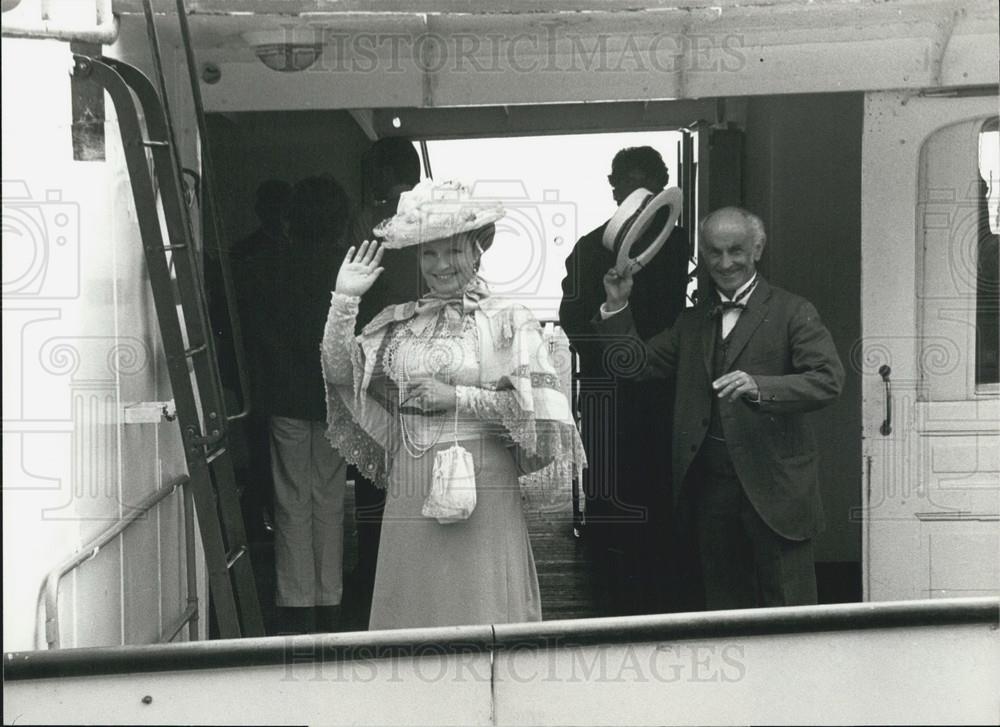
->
<box><xmin>322</xmin><ymin>292</ymin><xmax>545</xmax><ymax>629</ymax></box>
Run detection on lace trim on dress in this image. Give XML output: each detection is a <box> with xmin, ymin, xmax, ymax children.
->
<box><xmin>322</xmin><ymin>290</ymin><xmax>587</xmax><ymax>493</ymax></box>
<box><xmin>463</xmin><ymin>303</ymin><xmax>587</xmax><ymax>490</ymax></box>
<box><xmin>321</xmin><ymin>292</ymin><xmax>389</xmax><ymax>487</ymax></box>
<box><xmin>456</xmin><ymin>384</ymin><xmax>587</xmax><ymax>488</ymax></box>
<box><xmin>324</xmin><ymin>379</ymin><xmax>388</xmax><ymax>485</ymax></box>
<box><xmin>381</xmin><ymin>307</ymin><xmax>477</xmax><ymax>389</ymax></box>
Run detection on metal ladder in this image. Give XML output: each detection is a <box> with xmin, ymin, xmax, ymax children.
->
<box><xmin>72</xmin><ymin>54</ymin><xmax>264</xmax><ymax>639</ymax></box>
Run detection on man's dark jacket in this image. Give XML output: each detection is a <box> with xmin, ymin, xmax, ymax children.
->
<box><xmin>559</xmin><ymin>220</ymin><xmax>689</xmax><ymax>527</ymax></box>
<box><xmin>595</xmin><ymin>277</ymin><xmax>844</xmax><ymax>540</ymax></box>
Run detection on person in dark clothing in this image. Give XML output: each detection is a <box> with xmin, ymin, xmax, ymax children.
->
<box><xmin>352</xmin><ymin>137</ymin><xmax>425</xmax><ymax>329</ymax></box>
<box><xmin>229</xmin><ymin>179</ymin><xmax>292</xmax><ymax>540</ymax></box>
<box><xmin>345</xmin><ymin>137</ymin><xmax>422</xmax><ymax>608</ymax></box>
<box><xmin>251</xmin><ymin>175</ymin><xmax>351</xmax><ymax>634</ymax></box>
<box><xmin>235</xmin><ymin>179</ymin><xmax>292</xmax><ymax>258</ymax></box>
<box><xmin>558</xmin><ymin>146</ymin><xmax>691</xmax><ymax>615</ymax></box>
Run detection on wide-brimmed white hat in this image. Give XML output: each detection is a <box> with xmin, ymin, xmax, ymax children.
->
<box><xmin>373</xmin><ymin>179</ymin><xmax>506</xmax><ymax>249</ymax></box>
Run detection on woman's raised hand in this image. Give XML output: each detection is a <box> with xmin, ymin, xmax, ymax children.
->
<box><xmin>335</xmin><ymin>240</ymin><xmax>385</xmax><ymax>297</ymax></box>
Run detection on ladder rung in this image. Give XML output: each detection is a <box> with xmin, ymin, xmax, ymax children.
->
<box><xmin>162</xmin><ymin>244</ymin><xmax>188</xmax><ymax>251</ymax></box>
<box><xmin>226</xmin><ymin>546</ymin><xmax>247</xmax><ymax>569</ymax></box>
<box><xmin>184</xmin><ymin>344</ymin><xmax>208</xmax><ymax>357</ymax></box>
<box><xmin>142</xmin><ymin>140</ymin><xmax>170</xmax><ymax>148</ymax></box>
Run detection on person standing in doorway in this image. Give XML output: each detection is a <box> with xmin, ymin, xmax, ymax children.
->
<box><xmin>261</xmin><ymin>175</ymin><xmax>351</xmax><ymax>633</ymax></box>
<box><xmin>231</xmin><ymin>179</ymin><xmax>292</xmax><ymax>540</ymax></box>
<box><xmin>597</xmin><ymin>207</ymin><xmax>844</xmax><ymax>609</ymax></box>
<box><xmin>559</xmin><ymin>146</ymin><xmax>690</xmax><ymax>614</ymax></box>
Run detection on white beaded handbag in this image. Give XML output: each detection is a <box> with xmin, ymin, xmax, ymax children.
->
<box><xmin>422</xmin><ymin>444</ymin><xmax>477</xmax><ymax>524</ymax></box>
<box><xmin>398</xmin><ymin>375</ymin><xmax>477</xmax><ymax>525</ymax></box>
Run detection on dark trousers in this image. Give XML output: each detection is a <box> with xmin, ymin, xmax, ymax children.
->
<box><xmin>692</xmin><ymin>438</ymin><xmax>817</xmax><ymax>610</ymax></box>
<box><xmin>240</xmin><ymin>411</ymin><xmax>274</xmax><ymax>540</ymax></box>
<box><xmin>578</xmin><ymin>380</ymin><xmax>678</xmax><ymax>615</ymax></box>
<box><xmin>352</xmin><ymin>470</ymin><xmax>385</xmax><ymax>585</ymax></box>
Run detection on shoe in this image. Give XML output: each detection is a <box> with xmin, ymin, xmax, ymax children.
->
<box><xmin>316</xmin><ymin>605</ymin><xmax>342</xmax><ymax>633</ymax></box>
<box><xmin>276</xmin><ymin>607</ymin><xmax>315</xmax><ymax>635</ymax></box>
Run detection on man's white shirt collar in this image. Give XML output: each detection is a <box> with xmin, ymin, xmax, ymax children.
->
<box><xmin>718</xmin><ymin>273</ymin><xmax>759</xmax><ymax>304</ymax></box>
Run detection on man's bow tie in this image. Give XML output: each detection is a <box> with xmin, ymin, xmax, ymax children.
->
<box><xmin>708</xmin><ymin>277</ymin><xmax>758</xmax><ymax>319</ymax></box>
<box><xmin>710</xmin><ymin>300</ymin><xmax>747</xmax><ymax>318</ymax></box>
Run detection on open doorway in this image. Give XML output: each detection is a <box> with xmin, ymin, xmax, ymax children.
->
<box><xmin>423</xmin><ymin>131</ymin><xmax>684</xmax><ymax>321</ymax></box>
<box><xmin>201</xmin><ymin>99</ymin><xmax>864</xmax><ymax>630</ymax></box>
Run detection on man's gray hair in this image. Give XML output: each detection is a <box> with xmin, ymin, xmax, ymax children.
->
<box><xmin>699</xmin><ymin>206</ymin><xmax>767</xmax><ymax>247</ymax></box>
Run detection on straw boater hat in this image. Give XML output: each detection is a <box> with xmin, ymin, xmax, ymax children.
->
<box><xmin>373</xmin><ymin>179</ymin><xmax>505</xmax><ymax>249</ymax></box>
<box><xmin>602</xmin><ymin>186</ymin><xmax>683</xmax><ymax>275</ymax></box>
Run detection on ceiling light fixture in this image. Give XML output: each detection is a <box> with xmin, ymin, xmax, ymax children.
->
<box><xmin>243</xmin><ymin>28</ymin><xmax>323</xmax><ymax>73</ymax></box>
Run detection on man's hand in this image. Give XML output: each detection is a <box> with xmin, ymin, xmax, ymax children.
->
<box><xmin>602</xmin><ymin>267</ymin><xmax>634</xmax><ymax>312</ymax></box>
<box><xmin>712</xmin><ymin>370</ymin><xmax>760</xmax><ymax>402</ymax></box>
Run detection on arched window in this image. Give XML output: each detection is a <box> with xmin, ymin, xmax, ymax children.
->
<box><xmin>917</xmin><ymin>116</ymin><xmax>999</xmax><ymax>399</ymax></box>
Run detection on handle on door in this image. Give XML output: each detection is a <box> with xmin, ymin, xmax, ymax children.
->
<box><xmin>878</xmin><ymin>365</ymin><xmax>892</xmax><ymax>436</ymax></box>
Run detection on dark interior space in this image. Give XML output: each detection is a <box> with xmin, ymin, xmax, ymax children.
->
<box><xmin>743</xmin><ymin>92</ymin><xmax>864</xmax><ymax>600</ymax></box>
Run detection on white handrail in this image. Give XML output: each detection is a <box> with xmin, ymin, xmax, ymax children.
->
<box><xmin>37</xmin><ymin>475</ymin><xmax>193</xmax><ymax>649</ymax></box>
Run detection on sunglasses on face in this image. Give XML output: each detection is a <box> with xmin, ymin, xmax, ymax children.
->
<box><xmin>608</xmin><ymin>171</ymin><xmax>647</xmax><ymax>188</ymax></box>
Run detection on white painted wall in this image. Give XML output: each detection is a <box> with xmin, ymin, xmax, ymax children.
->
<box><xmin>860</xmin><ymin>91</ymin><xmax>1000</xmax><ymax>601</ymax></box>
<box><xmin>2</xmin><ymin>30</ymin><xmax>205</xmax><ymax>651</ymax></box>
<box><xmin>4</xmin><ymin>616</ymin><xmax>997</xmax><ymax>724</ymax></box>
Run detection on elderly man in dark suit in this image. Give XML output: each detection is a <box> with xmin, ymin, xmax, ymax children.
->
<box><xmin>597</xmin><ymin>206</ymin><xmax>844</xmax><ymax>609</ymax></box>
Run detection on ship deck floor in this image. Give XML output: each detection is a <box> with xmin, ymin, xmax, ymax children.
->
<box><xmin>243</xmin><ymin>479</ymin><xmax>859</xmax><ymax>636</ymax></box>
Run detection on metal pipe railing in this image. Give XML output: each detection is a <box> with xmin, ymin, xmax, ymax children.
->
<box><xmin>157</xmin><ymin>483</ymin><xmax>201</xmax><ymax>644</ymax></box>
<box><xmin>10</xmin><ymin>597</ymin><xmax>999</xmax><ymax>680</ymax></box>
<box><xmin>159</xmin><ymin>603</ymin><xmax>199</xmax><ymax>644</ymax></box>
<box><xmin>38</xmin><ymin>475</ymin><xmax>189</xmax><ymax>650</ymax></box>
<box><xmin>183</xmin><ymin>484</ymin><xmax>200</xmax><ymax>641</ymax></box>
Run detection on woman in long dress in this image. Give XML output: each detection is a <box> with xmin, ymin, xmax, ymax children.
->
<box><xmin>320</xmin><ymin>180</ymin><xmax>586</xmax><ymax>630</ymax></box>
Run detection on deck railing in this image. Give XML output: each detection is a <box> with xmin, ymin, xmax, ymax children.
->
<box><xmin>37</xmin><ymin>475</ymin><xmax>199</xmax><ymax>649</ymax></box>
<box><xmin>6</xmin><ymin>598</ymin><xmax>997</xmax><ymax>725</ymax></box>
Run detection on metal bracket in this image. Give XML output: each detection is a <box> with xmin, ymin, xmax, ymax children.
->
<box><xmin>123</xmin><ymin>400</ymin><xmax>177</xmax><ymax>424</ymax></box>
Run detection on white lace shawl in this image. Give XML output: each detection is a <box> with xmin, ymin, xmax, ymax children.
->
<box><xmin>321</xmin><ymin>291</ymin><xmax>587</xmax><ymax>491</ymax></box>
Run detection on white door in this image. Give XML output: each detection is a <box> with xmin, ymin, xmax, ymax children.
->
<box><xmin>861</xmin><ymin>91</ymin><xmax>999</xmax><ymax>601</ymax></box>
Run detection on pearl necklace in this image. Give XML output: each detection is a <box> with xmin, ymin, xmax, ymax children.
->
<box><xmin>393</xmin><ymin>307</ymin><xmax>473</xmax><ymax>459</ymax></box>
